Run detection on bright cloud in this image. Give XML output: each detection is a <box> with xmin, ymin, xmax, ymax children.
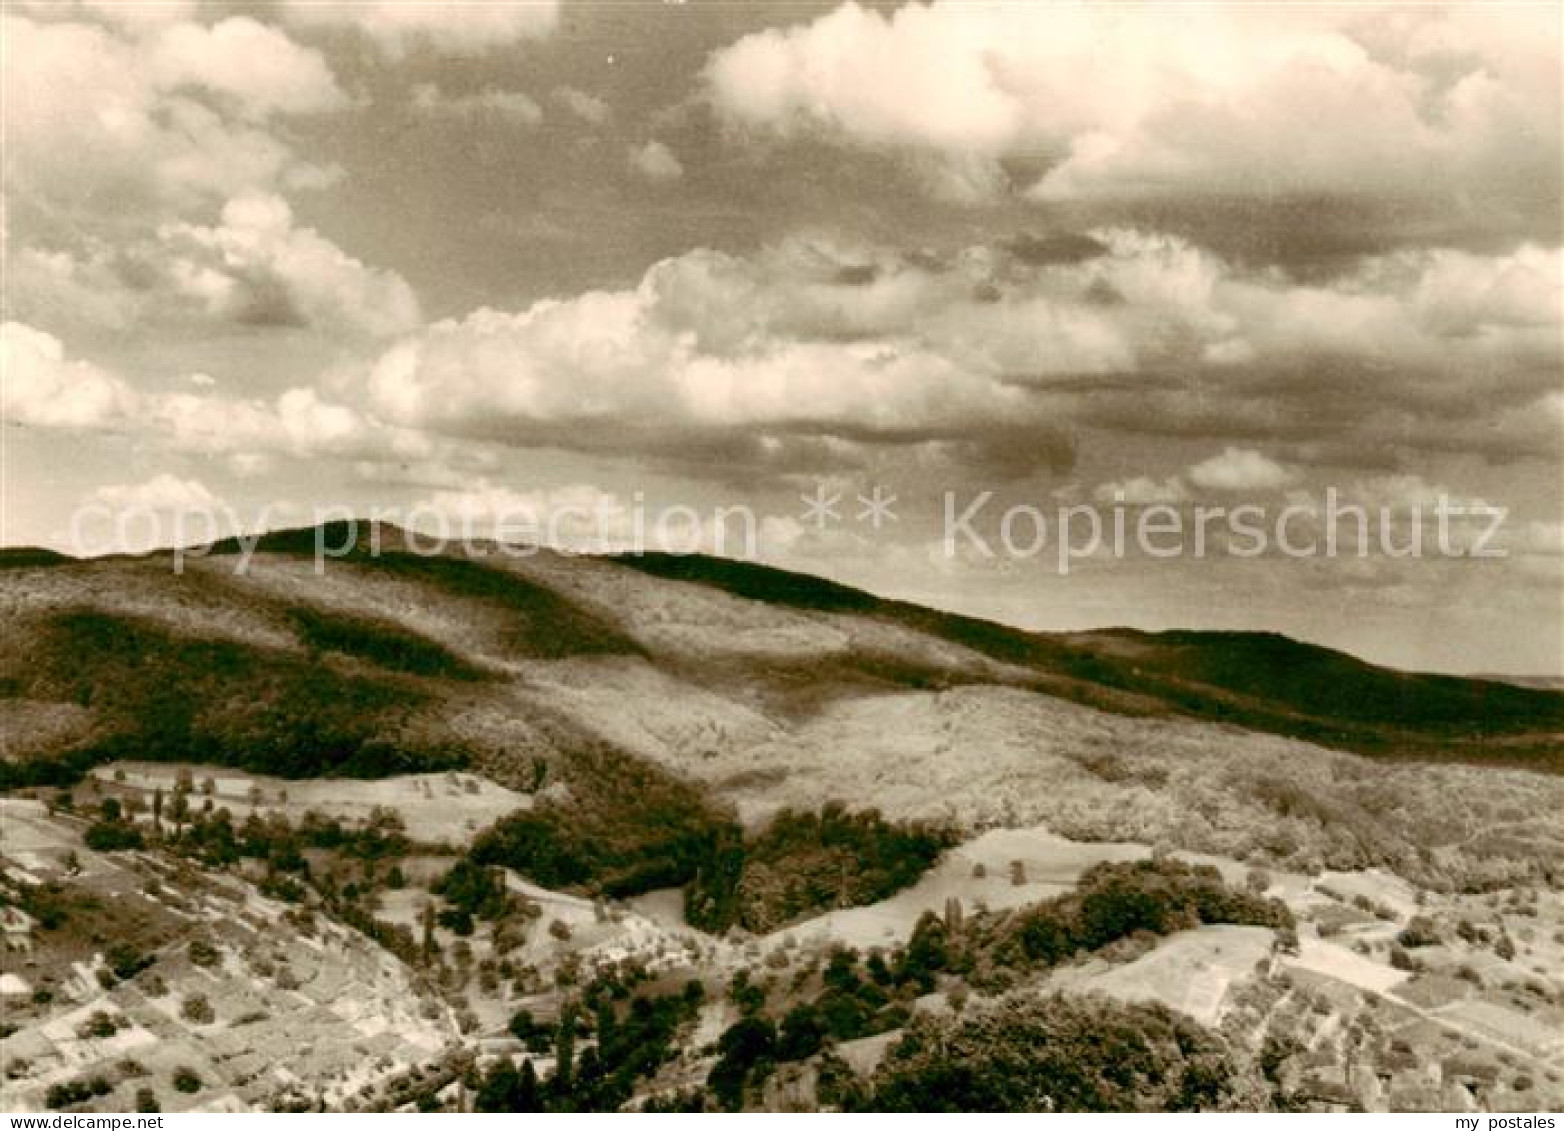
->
<box><xmin>282</xmin><ymin>1</ymin><xmax>559</xmax><ymax>58</ymax></box>
<box><xmin>705</xmin><ymin>2</ymin><xmax>1559</xmax><ymax>217</ymax></box>
<box><xmin>1187</xmin><ymin>448</ymin><xmax>1295</xmax><ymax>493</ymax></box>
<box><xmin>143</xmin><ymin>16</ymin><xmax>347</xmax><ymax>120</ymax></box>
<box><xmin>1</xmin><ymin>322</ymin><xmax>137</xmax><ymax>428</ymax></box>
<box><xmin>158</xmin><ymin>193</ymin><xmax>421</xmax><ymax>337</ymax></box>
<box><xmin>3</xmin><ymin>13</ymin><xmax>343</xmax><ymax>213</ymax></box>
<box><xmin>352</xmin><ymin>230</ymin><xmax>1560</xmax><ymax>474</ymax></box>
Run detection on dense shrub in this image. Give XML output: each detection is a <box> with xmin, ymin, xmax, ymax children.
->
<box><xmin>1396</xmin><ymin>915</ymin><xmax>1442</xmax><ymax>948</ymax></box>
<box><xmin>688</xmin><ymin>803</ymin><xmax>957</xmax><ymax>934</ymax></box>
<box><xmin>475</xmin><ymin>974</ymin><xmax>704</xmax><ymax>1112</ymax></box>
<box><xmin>289</xmin><ymin>606</ymin><xmax>484</xmax><ymax>680</ymax></box>
<box><xmin>6</xmin><ymin>609</ymin><xmax>468</xmax><ymax>786</ymax></box>
<box><xmin>83</xmin><ymin>819</ymin><xmax>144</xmax><ymax>852</ymax></box>
<box><xmin>433</xmin><ymin>860</ymin><xmax>510</xmax><ymax>921</ymax></box>
<box><xmin>861</xmin><ymin>993</ymin><xmax>1263</xmax><ymax>1112</ymax></box>
<box><xmin>45</xmin><ymin>1076</ymin><xmax>110</xmax><ymax>1109</ymax></box>
<box><xmin>707</xmin><ymin>1015</ymin><xmax>777</xmax><ymax>1111</ymax></box>
<box><xmin>470</xmin><ymin>743</ymin><xmax>735</xmax><ymax>899</ymax></box>
<box><xmin>995</xmin><ymin>859</ymin><xmax>1293</xmax><ymax>973</ymax></box>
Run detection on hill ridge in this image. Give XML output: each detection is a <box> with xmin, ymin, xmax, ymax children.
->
<box><xmin>0</xmin><ymin>525</ymin><xmax>1557</xmax><ymax>786</ymax></box>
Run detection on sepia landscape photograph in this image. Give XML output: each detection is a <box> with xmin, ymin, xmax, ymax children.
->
<box><xmin>1</xmin><ymin>0</ymin><xmax>1561</xmax><ymax>1116</ymax></box>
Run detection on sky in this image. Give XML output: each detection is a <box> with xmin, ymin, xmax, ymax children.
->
<box><xmin>3</xmin><ymin>0</ymin><xmax>1561</xmax><ymax>676</ymax></box>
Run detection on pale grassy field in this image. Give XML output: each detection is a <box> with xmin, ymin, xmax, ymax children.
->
<box><xmin>1069</xmin><ymin>924</ymin><xmax>1276</xmax><ymax>1025</ymax></box>
<box><xmin>89</xmin><ymin>762</ymin><xmax>530</xmax><ymax>846</ymax></box>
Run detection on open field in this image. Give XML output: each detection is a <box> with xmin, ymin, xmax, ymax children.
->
<box><xmin>1071</xmin><ymin>925</ymin><xmax>1276</xmax><ymax>1025</ymax></box>
<box><xmin>86</xmin><ymin>764</ymin><xmax>530</xmax><ymax>848</ymax></box>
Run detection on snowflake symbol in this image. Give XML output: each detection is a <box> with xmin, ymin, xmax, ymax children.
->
<box><xmin>856</xmin><ymin>485</ymin><xmax>898</xmax><ymax>529</ymax></box>
<box><xmin>798</xmin><ymin>481</ymin><xmax>843</xmax><ymax>529</ymax></box>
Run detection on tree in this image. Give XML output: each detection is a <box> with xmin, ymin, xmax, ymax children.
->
<box><xmin>1397</xmin><ymin>915</ymin><xmax>1441</xmax><ymax>948</ymax></box>
<box><xmin>900</xmin><ymin>911</ymin><xmax>952</xmax><ymax>991</ymax></box>
<box><xmin>77</xmin><ymin>1010</ymin><xmax>121</xmax><ymax>1040</ymax></box>
<box><xmin>778</xmin><ymin>1003</ymin><xmax>824</xmax><ymax>1061</ymax></box>
<box><xmin>516</xmin><ymin>1059</ymin><xmax>540</xmax><ymax>1111</ymax></box>
<box><xmin>180</xmin><ymin>993</ymin><xmax>215</xmax><ymax>1024</ymax></box>
<box><xmin>708</xmin><ymin>1015</ymin><xmax>777</xmax><ymax>1111</ymax></box>
<box><xmin>866</xmin><ymin>993</ymin><xmax>1249</xmax><ymax>1112</ymax></box>
<box><xmin>552</xmin><ymin>1007</ymin><xmax>577</xmax><ymax>1098</ymax></box>
<box><xmin>475</xmin><ymin>1059</ymin><xmax>521</xmax><ymax>1112</ymax></box>
<box><xmin>84</xmin><ymin>819</ymin><xmax>143</xmax><ymax>852</ymax></box>
<box><xmin>420</xmin><ymin>902</ymin><xmax>437</xmax><ymax>963</ymax></box>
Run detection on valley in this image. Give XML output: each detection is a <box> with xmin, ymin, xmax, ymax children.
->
<box><xmin>1</xmin><ymin>531</ymin><xmax>1560</xmax><ymax>1111</ymax></box>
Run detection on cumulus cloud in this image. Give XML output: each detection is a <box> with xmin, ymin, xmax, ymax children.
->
<box><xmin>21</xmin><ymin>219</ymin><xmax>1538</xmax><ymax>484</ymax></box>
<box><xmin>629</xmin><ymin>140</ymin><xmax>684</xmax><ymax>181</ymax></box>
<box><xmin>143</xmin><ymin>16</ymin><xmax>347</xmax><ymax>119</ymax></box>
<box><xmin>3</xmin><ymin>13</ymin><xmax>343</xmax><ymax>213</ymax></box>
<box><xmin>12</xmin><ymin>186</ymin><xmax>420</xmax><ymax>339</ymax></box>
<box><xmin>149</xmin><ymin>383</ymin><xmax>434</xmax><ymax>466</ymax></box>
<box><xmin>349</xmin><ymin>228</ymin><xmax>1562</xmax><ymax>476</ymax></box>
<box><xmin>1187</xmin><ymin>448</ymin><xmax>1295</xmax><ymax>493</ymax></box>
<box><xmin>1</xmin><ymin>322</ymin><xmax>137</xmax><ymax>428</ymax></box>
<box><xmin>157</xmin><ymin>193</ymin><xmax>421</xmax><ymax>337</ymax></box>
<box><xmin>282</xmin><ymin>0</ymin><xmax>559</xmax><ymax>58</ymax></box>
<box><xmin>704</xmin><ymin>1</ymin><xmax>1559</xmax><ymax>229</ymax></box>
<box><xmin>367</xmin><ymin>301</ymin><xmax>1030</xmax><ymax>444</ymax></box>
<box><xmin>0</xmin><ymin>322</ymin><xmax>442</xmax><ymax>476</ymax></box>
<box><xmin>410</xmin><ymin>82</ymin><xmax>543</xmax><ymax>126</ymax></box>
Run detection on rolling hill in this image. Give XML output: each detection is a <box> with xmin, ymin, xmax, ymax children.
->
<box><xmin>3</xmin><ymin>524</ymin><xmax>1563</xmax><ymax>1114</ymax></box>
<box><xmin>607</xmin><ymin>551</ymin><xmax>1564</xmax><ymax>765</ymax></box>
<box><xmin>1</xmin><ymin>522</ymin><xmax>1559</xmax><ymax>895</ymax></box>
<box><xmin>1</xmin><ymin>524</ymin><xmax>1558</xmax><ymax>790</ymax></box>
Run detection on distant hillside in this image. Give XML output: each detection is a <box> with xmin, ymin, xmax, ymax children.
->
<box><xmin>0</xmin><ymin>529</ymin><xmax>1557</xmax><ymax>809</ymax></box>
<box><xmin>1473</xmin><ymin>673</ymin><xmax>1564</xmax><ymax>692</ymax></box>
<box><xmin>0</xmin><ymin>546</ymin><xmax>70</xmax><ymax>570</ymax></box>
<box><xmin>611</xmin><ymin>552</ymin><xmax>1564</xmax><ymax>769</ymax></box>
